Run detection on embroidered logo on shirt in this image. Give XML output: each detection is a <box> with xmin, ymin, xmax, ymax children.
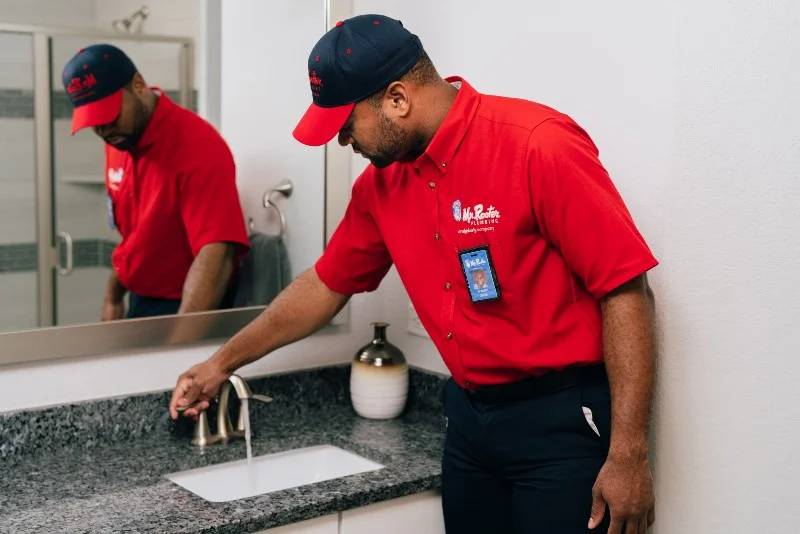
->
<box><xmin>452</xmin><ymin>200</ymin><xmax>501</xmax><ymax>234</ymax></box>
<box><xmin>452</xmin><ymin>200</ymin><xmax>462</xmax><ymax>221</ymax></box>
<box><xmin>107</xmin><ymin>167</ymin><xmax>124</xmax><ymax>191</ymax></box>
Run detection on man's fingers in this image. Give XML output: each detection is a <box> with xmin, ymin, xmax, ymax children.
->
<box><xmin>588</xmin><ymin>489</ymin><xmax>606</xmax><ymax>529</ymax></box>
<box><xmin>606</xmin><ymin>515</ymin><xmax>624</xmax><ymax>534</ymax></box>
<box><xmin>183</xmin><ymin>400</ymin><xmax>210</xmax><ymax>419</ymax></box>
<box><xmin>638</xmin><ymin>515</ymin><xmax>649</xmax><ymax>533</ymax></box>
<box><xmin>647</xmin><ymin>506</ymin><xmax>655</xmax><ymax>527</ymax></box>
<box><xmin>169</xmin><ymin>375</ymin><xmax>197</xmax><ymax>419</ymax></box>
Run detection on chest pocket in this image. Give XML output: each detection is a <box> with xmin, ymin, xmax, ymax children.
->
<box><xmin>450</xmin><ymin>233</ymin><xmax>519</xmax><ymax>308</ymax></box>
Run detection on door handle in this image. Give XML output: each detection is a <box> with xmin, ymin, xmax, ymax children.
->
<box><xmin>57</xmin><ymin>231</ymin><xmax>73</xmax><ymax>276</ymax></box>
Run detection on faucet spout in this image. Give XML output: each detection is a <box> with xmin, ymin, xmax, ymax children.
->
<box><xmin>216</xmin><ymin>374</ymin><xmax>273</xmax><ymax>441</ymax></box>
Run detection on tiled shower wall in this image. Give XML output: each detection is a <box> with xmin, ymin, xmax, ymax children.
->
<box><xmin>0</xmin><ymin>0</ymin><xmax>199</xmax><ymax>330</ymax></box>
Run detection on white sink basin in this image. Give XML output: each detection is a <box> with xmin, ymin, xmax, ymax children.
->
<box><xmin>165</xmin><ymin>444</ymin><xmax>384</xmax><ymax>502</ymax></box>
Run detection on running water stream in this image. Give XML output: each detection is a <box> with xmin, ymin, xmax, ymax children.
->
<box><xmin>241</xmin><ymin>397</ymin><xmax>253</xmax><ymax>463</ymax></box>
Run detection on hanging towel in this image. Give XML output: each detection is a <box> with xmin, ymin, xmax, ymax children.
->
<box><xmin>232</xmin><ymin>232</ymin><xmax>291</xmax><ymax>308</ymax></box>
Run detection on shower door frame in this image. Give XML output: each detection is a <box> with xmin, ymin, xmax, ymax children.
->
<box><xmin>0</xmin><ymin>23</ymin><xmax>194</xmax><ymax>328</ymax></box>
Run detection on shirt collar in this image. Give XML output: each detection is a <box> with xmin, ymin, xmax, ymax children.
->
<box><xmin>133</xmin><ymin>87</ymin><xmax>174</xmax><ymax>153</ymax></box>
<box><xmin>422</xmin><ymin>76</ymin><xmax>481</xmax><ymax>174</ymax></box>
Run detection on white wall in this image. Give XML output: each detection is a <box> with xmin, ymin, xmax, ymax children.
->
<box><xmin>350</xmin><ymin>1</ymin><xmax>800</xmax><ymax>533</ymax></box>
<box><xmin>219</xmin><ymin>0</ymin><xmax>326</xmax><ymax>280</ymax></box>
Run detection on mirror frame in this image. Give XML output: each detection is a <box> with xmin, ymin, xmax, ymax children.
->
<box><xmin>0</xmin><ymin>0</ymin><xmax>353</xmax><ymax>366</ymax></box>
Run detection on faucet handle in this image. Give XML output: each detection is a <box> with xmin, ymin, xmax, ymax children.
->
<box><xmin>233</xmin><ymin>392</ymin><xmax>274</xmax><ymax>434</ymax></box>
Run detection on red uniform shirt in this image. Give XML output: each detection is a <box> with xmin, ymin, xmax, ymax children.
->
<box><xmin>105</xmin><ymin>90</ymin><xmax>250</xmax><ymax>300</ymax></box>
<box><xmin>316</xmin><ymin>77</ymin><xmax>658</xmax><ymax>389</ymax></box>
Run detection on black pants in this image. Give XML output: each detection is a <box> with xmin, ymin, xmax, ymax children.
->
<box><xmin>441</xmin><ymin>371</ymin><xmax>613</xmax><ymax>534</ymax></box>
<box><xmin>126</xmin><ymin>278</ymin><xmax>239</xmax><ymax>319</ymax></box>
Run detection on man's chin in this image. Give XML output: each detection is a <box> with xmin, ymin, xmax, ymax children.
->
<box><xmin>106</xmin><ymin>139</ymin><xmax>134</xmax><ymax>151</ymax></box>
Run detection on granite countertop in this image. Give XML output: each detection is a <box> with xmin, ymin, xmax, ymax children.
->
<box><xmin>0</xmin><ymin>367</ymin><xmax>448</xmax><ymax>534</ymax></box>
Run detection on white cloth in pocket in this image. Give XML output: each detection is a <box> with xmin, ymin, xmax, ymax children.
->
<box><xmin>582</xmin><ymin>406</ymin><xmax>601</xmax><ymax>437</ymax></box>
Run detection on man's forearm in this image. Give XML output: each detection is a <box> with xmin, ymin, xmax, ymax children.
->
<box><xmin>179</xmin><ymin>242</ymin><xmax>235</xmax><ymax>314</ymax></box>
<box><xmin>600</xmin><ymin>273</ymin><xmax>657</xmax><ymax>460</ymax></box>
<box><xmin>209</xmin><ymin>267</ymin><xmax>350</xmax><ymax>374</ymax></box>
<box><xmin>104</xmin><ymin>270</ymin><xmax>127</xmax><ymax>303</ymax></box>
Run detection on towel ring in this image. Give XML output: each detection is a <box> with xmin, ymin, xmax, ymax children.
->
<box><xmin>248</xmin><ymin>178</ymin><xmax>293</xmax><ymax>238</ymax></box>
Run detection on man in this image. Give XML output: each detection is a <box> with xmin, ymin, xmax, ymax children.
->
<box><xmin>169</xmin><ymin>14</ymin><xmax>658</xmax><ymax>534</ymax></box>
<box><xmin>63</xmin><ymin>44</ymin><xmax>250</xmax><ymax>320</ymax></box>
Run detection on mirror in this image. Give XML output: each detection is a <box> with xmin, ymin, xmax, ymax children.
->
<box><xmin>0</xmin><ymin>0</ymin><xmax>352</xmax><ymax>365</ymax></box>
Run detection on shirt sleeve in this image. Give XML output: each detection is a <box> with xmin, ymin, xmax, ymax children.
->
<box><xmin>314</xmin><ymin>168</ymin><xmax>393</xmax><ymax>295</ymax></box>
<box><xmin>177</xmin><ymin>138</ymin><xmax>250</xmax><ymax>261</ymax></box>
<box><xmin>528</xmin><ymin>118</ymin><xmax>658</xmax><ymax>299</ymax></box>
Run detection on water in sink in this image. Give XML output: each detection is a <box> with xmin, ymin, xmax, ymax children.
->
<box><xmin>165</xmin><ymin>444</ymin><xmax>385</xmax><ymax>502</ymax></box>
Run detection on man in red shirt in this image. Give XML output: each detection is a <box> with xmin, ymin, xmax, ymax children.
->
<box><xmin>63</xmin><ymin>44</ymin><xmax>250</xmax><ymax>320</ymax></box>
<box><xmin>170</xmin><ymin>15</ymin><xmax>658</xmax><ymax>534</ymax></box>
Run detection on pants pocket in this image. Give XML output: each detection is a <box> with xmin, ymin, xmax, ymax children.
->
<box><xmin>582</xmin><ymin>406</ymin><xmax>601</xmax><ymax>437</ymax></box>
<box><xmin>576</xmin><ymin>380</ymin><xmax>612</xmax><ymax>444</ymax></box>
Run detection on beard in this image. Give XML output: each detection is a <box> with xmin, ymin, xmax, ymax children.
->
<box><xmin>103</xmin><ymin>98</ymin><xmax>150</xmax><ymax>152</ymax></box>
<box><xmin>362</xmin><ymin>110</ymin><xmax>427</xmax><ymax>169</ymax></box>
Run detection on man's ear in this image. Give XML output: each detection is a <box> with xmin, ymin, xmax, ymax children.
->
<box><xmin>383</xmin><ymin>81</ymin><xmax>411</xmax><ymax>118</ymax></box>
<box><xmin>131</xmin><ymin>72</ymin><xmax>148</xmax><ymax>95</ymax></box>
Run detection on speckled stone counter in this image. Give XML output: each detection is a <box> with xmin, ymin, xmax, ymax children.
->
<box><xmin>0</xmin><ymin>366</ymin><xmax>448</xmax><ymax>534</ymax></box>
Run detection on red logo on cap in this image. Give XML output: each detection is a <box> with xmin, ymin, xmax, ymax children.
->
<box><xmin>308</xmin><ymin>70</ymin><xmax>323</xmax><ymax>97</ymax></box>
<box><xmin>66</xmin><ymin>73</ymin><xmax>98</xmax><ymax>100</ymax></box>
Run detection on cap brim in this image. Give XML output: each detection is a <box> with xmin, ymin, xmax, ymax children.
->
<box><xmin>70</xmin><ymin>89</ymin><xmax>123</xmax><ymax>135</ymax></box>
<box><xmin>292</xmin><ymin>102</ymin><xmax>355</xmax><ymax>147</ymax></box>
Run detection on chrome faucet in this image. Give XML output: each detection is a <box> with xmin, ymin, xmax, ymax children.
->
<box><xmin>181</xmin><ymin>374</ymin><xmax>273</xmax><ymax>447</ymax></box>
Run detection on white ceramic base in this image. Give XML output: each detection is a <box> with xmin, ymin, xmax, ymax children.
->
<box><xmin>350</xmin><ymin>361</ymin><xmax>409</xmax><ymax>419</ymax></box>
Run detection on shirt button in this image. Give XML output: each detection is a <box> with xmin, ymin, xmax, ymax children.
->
<box><xmin>429</xmin><ymin>181</ymin><xmax>435</xmax><ymax>189</ymax></box>
<box><xmin>441</xmin><ymin>161</ymin><xmax>447</xmax><ymax>168</ymax></box>
<box><xmin>465</xmin><ymin>380</ymin><xmax>471</xmax><ymax>387</ymax></box>
<box><xmin>444</xmin><ymin>282</ymin><xmax>451</xmax><ymax>290</ymax></box>
<box><xmin>434</xmin><ymin>233</ymin><xmax>440</xmax><ymax>240</ymax></box>
<box><xmin>446</xmin><ymin>332</ymin><xmax>453</xmax><ymax>339</ymax></box>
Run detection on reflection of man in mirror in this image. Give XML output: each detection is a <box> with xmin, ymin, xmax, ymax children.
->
<box><xmin>62</xmin><ymin>44</ymin><xmax>250</xmax><ymax>320</ymax></box>
<box><xmin>170</xmin><ymin>14</ymin><xmax>659</xmax><ymax>534</ymax></box>
<box><xmin>471</xmin><ymin>269</ymin><xmax>487</xmax><ymax>289</ymax></box>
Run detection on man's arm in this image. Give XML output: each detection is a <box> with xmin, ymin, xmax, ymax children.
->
<box><xmin>602</xmin><ymin>273</ymin><xmax>656</xmax><ymax>460</ymax></box>
<box><xmin>168</xmin><ymin>267</ymin><xmax>349</xmax><ymax>419</ymax></box>
<box><xmin>589</xmin><ymin>273</ymin><xmax>657</xmax><ymax>533</ymax></box>
<box><xmin>525</xmin><ymin>119</ymin><xmax>658</xmax><ymax>532</ymax></box>
<box><xmin>177</xmin><ymin>241</ymin><xmax>236</xmax><ymax>314</ymax></box>
<box><xmin>101</xmin><ymin>269</ymin><xmax>128</xmax><ymax>321</ymax></box>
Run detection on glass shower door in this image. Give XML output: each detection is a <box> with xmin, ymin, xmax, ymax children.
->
<box><xmin>0</xmin><ymin>31</ymin><xmax>40</xmax><ymax>333</ymax></box>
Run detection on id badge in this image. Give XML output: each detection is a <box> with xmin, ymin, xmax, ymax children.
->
<box><xmin>458</xmin><ymin>245</ymin><xmax>501</xmax><ymax>303</ymax></box>
<box><xmin>106</xmin><ymin>193</ymin><xmax>116</xmax><ymax>230</ymax></box>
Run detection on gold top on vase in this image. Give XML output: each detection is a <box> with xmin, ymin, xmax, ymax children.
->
<box><xmin>354</xmin><ymin>322</ymin><xmax>406</xmax><ymax>367</ymax></box>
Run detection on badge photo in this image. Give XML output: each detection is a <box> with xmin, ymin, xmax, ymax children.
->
<box><xmin>458</xmin><ymin>245</ymin><xmax>501</xmax><ymax>303</ymax></box>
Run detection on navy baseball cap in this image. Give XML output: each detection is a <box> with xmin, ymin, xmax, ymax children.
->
<box><xmin>292</xmin><ymin>14</ymin><xmax>424</xmax><ymax>146</ymax></box>
<box><xmin>62</xmin><ymin>44</ymin><xmax>138</xmax><ymax>135</ymax></box>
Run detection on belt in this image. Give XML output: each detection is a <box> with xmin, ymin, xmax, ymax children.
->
<box><xmin>467</xmin><ymin>364</ymin><xmax>607</xmax><ymax>403</ymax></box>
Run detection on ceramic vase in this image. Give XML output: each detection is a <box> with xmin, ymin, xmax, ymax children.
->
<box><xmin>350</xmin><ymin>322</ymin><xmax>409</xmax><ymax>419</ymax></box>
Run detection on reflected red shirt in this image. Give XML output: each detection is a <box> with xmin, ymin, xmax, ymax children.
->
<box><xmin>105</xmin><ymin>91</ymin><xmax>250</xmax><ymax>300</ymax></box>
<box><xmin>316</xmin><ymin>77</ymin><xmax>658</xmax><ymax>388</ymax></box>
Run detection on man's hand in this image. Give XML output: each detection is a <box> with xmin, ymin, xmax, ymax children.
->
<box><xmin>101</xmin><ymin>299</ymin><xmax>125</xmax><ymax>321</ymax></box>
<box><xmin>169</xmin><ymin>359</ymin><xmax>230</xmax><ymax>420</ymax></box>
<box><xmin>589</xmin><ymin>454</ymin><xmax>655</xmax><ymax>533</ymax></box>
<box><xmin>167</xmin><ymin>268</ymin><xmax>350</xmax><ymax>420</ymax></box>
